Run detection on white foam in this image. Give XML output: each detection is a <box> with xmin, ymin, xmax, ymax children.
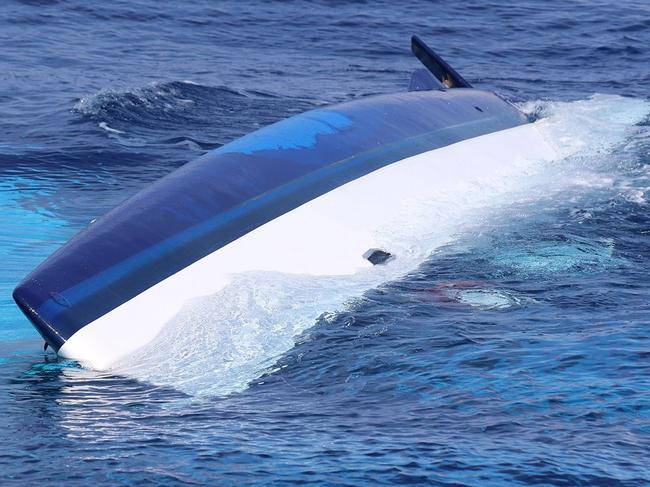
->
<box><xmin>98</xmin><ymin>122</ymin><xmax>124</xmax><ymax>134</ymax></box>
<box><xmin>455</xmin><ymin>289</ymin><xmax>528</xmax><ymax>310</ymax></box>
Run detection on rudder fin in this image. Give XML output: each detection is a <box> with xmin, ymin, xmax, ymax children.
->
<box><xmin>411</xmin><ymin>35</ymin><xmax>472</xmax><ymax>89</ymax></box>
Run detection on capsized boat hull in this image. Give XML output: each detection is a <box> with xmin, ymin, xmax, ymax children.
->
<box><xmin>13</xmin><ymin>88</ymin><xmax>553</xmax><ymax>369</ymax></box>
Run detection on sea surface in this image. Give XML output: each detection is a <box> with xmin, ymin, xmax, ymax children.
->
<box><xmin>1</xmin><ymin>0</ymin><xmax>650</xmax><ymax>485</ymax></box>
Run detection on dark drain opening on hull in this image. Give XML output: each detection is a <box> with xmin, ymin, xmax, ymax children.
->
<box><xmin>364</xmin><ymin>249</ymin><xmax>394</xmax><ymax>265</ymax></box>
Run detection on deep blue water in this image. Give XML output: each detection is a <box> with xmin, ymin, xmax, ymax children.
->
<box><xmin>2</xmin><ymin>0</ymin><xmax>650</xmax><ymax>485</ymax></box>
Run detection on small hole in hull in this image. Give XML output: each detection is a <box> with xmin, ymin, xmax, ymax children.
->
<box><xmin>363</xmin><ymin>249</ymin><xmax>394</xmax><ymax>265</ymax></box>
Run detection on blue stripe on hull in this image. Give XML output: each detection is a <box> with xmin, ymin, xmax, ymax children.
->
<box><xmin>13</xmin><ymin>89</ymin><xmax>528</xmax><ymax>349</ymax></box>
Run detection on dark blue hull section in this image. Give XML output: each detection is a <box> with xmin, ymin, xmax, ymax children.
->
<box><xmin>13</xmin><ymin>89</ymin><xmax>528</xmax><ymax>350</ymax></box>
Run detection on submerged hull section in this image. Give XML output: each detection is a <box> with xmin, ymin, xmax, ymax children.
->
<box><xmin>14</xmin><ymin>88</ymin><xmax>534</xmax><ymax>368</ymax></box>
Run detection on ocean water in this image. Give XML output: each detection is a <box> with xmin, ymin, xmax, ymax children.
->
<box><xmin>1</xmin><ymin>0</ymin><xmax>649</xmax><ymax>485</ymax></box>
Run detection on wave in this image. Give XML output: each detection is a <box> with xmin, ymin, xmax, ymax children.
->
<box><xmin>73</xmin><ymin>81</ymin><xmax>244</xmax><ymax>125</ymax></box>
<box><xmin>72</xmin><ymin>81</ymin><xmax>314</xmax><ymax>150</ymax></box>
